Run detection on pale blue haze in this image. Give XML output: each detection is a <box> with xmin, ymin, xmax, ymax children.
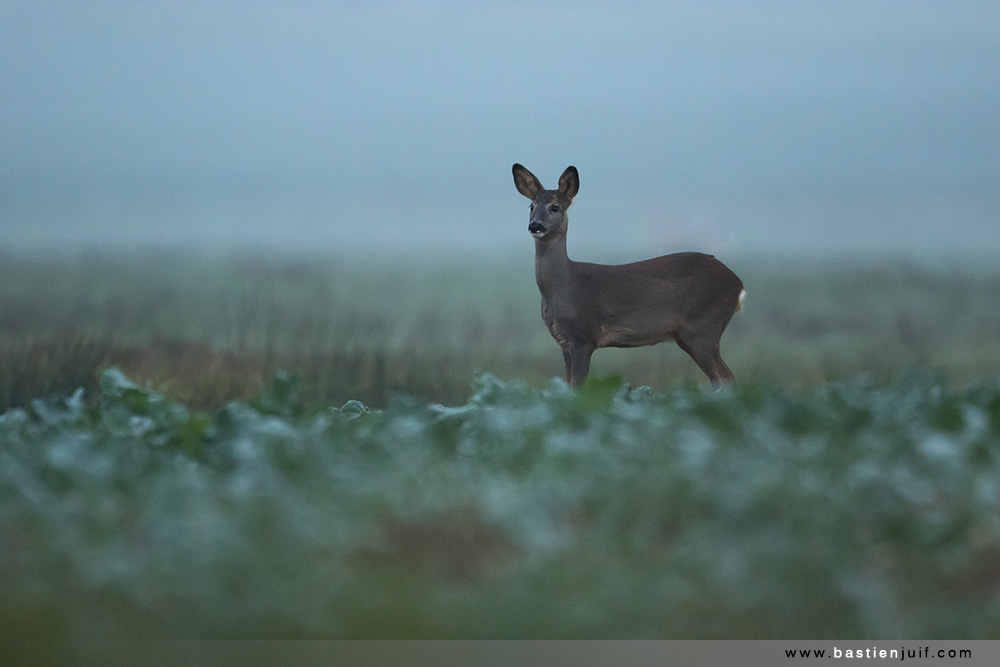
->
<box><xmin>2</xmin><ymin>1</ymin><xmax>998</xmax><ymax>259</ymax></box>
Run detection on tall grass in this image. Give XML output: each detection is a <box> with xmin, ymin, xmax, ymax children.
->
<box><xmin>4</xmin><ymin>251</ymin><xmax>1000</xmax><ymax>650</ymax></box>
<box><xmin>3</xmin><ymin>251</ymin><xmax>999</xmax><ymax>412</ymax></box>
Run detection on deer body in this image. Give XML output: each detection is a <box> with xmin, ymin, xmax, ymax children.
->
<box><xmin>514</xmin><ymin>163</ymin><xmax>745</xmax><ymax>388</ymax></box>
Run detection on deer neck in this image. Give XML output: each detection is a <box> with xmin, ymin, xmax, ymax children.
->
<box><xmin>534</xmin><ymin>234</ymin><xmax>572</xmax><ymax>300</ymax></box>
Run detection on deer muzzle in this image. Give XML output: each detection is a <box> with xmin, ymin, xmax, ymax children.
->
<box><xmin>528</xmin><ymin>221</ymin><xmax>547</xmax><ymax>236</ymax></box>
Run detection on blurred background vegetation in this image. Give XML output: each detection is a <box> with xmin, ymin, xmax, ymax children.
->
<box><xmin>3</xmin><ymin>251</ymin><xmax>1000</xmax><ymax>414</ymax></box>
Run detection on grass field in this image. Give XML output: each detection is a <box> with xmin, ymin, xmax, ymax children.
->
<box><xmin>3</xmin><ymin>250</ymin><xmax>1000</xmax><ymax>411</ymax></box>
<box><xmin>2</xmin><ymin>250</ymin><xmax>1000</xmax><ymax>653</ymax></box>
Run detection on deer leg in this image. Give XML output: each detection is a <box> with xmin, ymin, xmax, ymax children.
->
<box><xmin>562</xmin><ymin>342</ymin><xmax>594</xmax><ymax>388</ymax></box>
<box><xmin>676</xmin><ymin>334</ymin><xmax>734</xmax><ymax>388</ymax></box>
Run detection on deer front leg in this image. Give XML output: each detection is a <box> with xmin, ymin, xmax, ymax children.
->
<box><xmin>562</xmin><ymin>342</ymin><xmax>594</xmax><ymax>388</ymax></box>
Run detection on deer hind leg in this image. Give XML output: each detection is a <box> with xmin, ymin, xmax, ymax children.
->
<box><xmin>676</xmin><ymin>332</ymin><xmax>734</xmax><ymax>388</ymax></box>
<box><xmin>562</xmin><ymin>342</ymin><xmax>594</xmax><ymax>388</ymax></box>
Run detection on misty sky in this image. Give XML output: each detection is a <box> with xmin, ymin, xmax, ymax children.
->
<box><xmin>2</xmin><ymin>1</ymin><xmax>999</xmax><ymax>259</ymax></box>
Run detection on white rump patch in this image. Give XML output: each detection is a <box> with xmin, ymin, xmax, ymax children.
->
<box><xmin>736</xmin><ymin>289</ymin><xmax>747</xmax><ymax>312</ymax></box>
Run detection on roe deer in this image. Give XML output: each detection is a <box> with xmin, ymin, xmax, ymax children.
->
<box><xmin>512</xmin><ymin>163</ymin><xmax>746</xmax><ymax>388</ymax></box>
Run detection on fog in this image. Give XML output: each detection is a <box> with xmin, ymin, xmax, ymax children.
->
<box><xmin>3</xmin><ymin>0</ymin><xmax>998</xmax><ymax>261</ymax></box>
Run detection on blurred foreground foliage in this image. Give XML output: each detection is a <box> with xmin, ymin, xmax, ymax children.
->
<box><xmin>2</xmin><ymin>368</ymin><xmax>999</xmax><ymax>648</ymax></box>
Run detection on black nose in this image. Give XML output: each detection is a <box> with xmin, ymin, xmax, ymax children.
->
<box><xmin>528</xmin><ymin>222</ymin><xmax>546</xmax><ymax>235</ymax></box>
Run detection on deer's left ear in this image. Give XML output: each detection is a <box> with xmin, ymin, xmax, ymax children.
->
<box><xmin>558</xmin><ymin>166</ymin><xmax>579</xmax><ymax>203</ymax></box>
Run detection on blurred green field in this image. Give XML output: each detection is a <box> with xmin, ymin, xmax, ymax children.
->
<box><xmin>3</xmin><ymin>251</ymin><xmax>1000</xmax><ymax>411</ymax></box>
<box><xmin>2</xmin><ymin>367</ymin><xmax>999</xmax><ymax>651</ymax></box>
<box><xmin>2</xmin><ymin>251</ymin><xmax>1000</xmax><ymax>652</ymax></box>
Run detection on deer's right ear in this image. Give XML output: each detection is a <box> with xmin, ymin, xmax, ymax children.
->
<box><xmin>513</xmin><ymin>164</ymin><xmax>543</xmax><ymax>200</ymax></box>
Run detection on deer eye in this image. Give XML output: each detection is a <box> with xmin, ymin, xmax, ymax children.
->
<box><xmin>549</xmin><ymin>204</ymin><xmax>560</xmax><ymax>213</ymax></box>
<box><xmin>529</xmin><ymin>203</ymin><xmax>535</xmax><ymax>212</ymax></box>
